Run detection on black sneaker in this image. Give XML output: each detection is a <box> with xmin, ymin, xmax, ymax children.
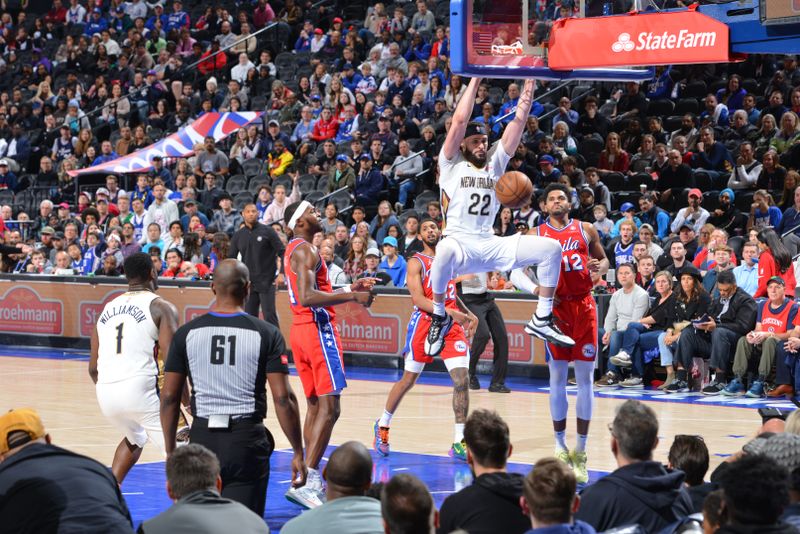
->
<box><xmin>469</xmin><ymin>375</ymin><xmax>480</xmax><ymax>390</ymax></box>
<box><xmin>701</xmin><ymin>380</ymin><xmax>726</xmax><ymax>396</ymax></box>
<box><xmin>424</xmin><ymin>313</ymin><xmax>453</xmax><ymax>356</ymax></box>
<box><xmin>488</xmin><ymin>383</ymin><xmax>511</xmax><ymax>393</ymax></box>
<box><xmin>524</xmin><ymin>313</ymin><xmax>575</xmax><ymax>347</ymax></box>
<box><xmin>664</xmin><ymin>379</ymin><xmax>689</xmax><ymax>394</ymax></box>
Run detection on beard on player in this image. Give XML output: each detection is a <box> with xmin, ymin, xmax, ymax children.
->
<box><xmin>421</xmin><ymin>226</ymin><xmax>440</xmax><ymax>248</ymax></box>
<box><xmin>461</xmin><ymin>135</ymin><xmax>488</xmax><ymax>168</ymax></box>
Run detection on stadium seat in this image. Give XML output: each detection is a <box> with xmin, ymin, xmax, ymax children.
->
<box><xmin>627</xmin><ymin>173</ymin><xmax>654</xmax><ymax>192</ymax></box>
<box><xmin>675</xmin><ymin>98</ymin><xmax>700</xmax><ymax>115</ymax></box>
<box><xmin>248</xmin><ymin>177</ymin><xmax>270</xmax><ymax>195</ymax></box>
<box><xmin>398</xmin><ymin>209</ymin><xmax>419</xmax><ymax>226</ymax></box>
<box><xmin>0</xmin><ymin>189</ymin><xmax>14</xmax><ymax>207</ymax></box>
<box><xmin>664</xmin><ymin>115</ymin><xmax>683</xmax><ymax>132</ymax></box>
<box><xmin>304</xmin><ymin>190</ymin><xmax>325</xmax><ymax>205</ymax></box>
<box><xmin>682</xmin><ymin>81</ymin><xmax>708</xmax><ymax>99</ymax></box>
<box><xmin>297</xmin><ymin>174</ymin><xmax>318</xmax><ymax>195</ymax></box>
<box><xmin>734</xmin><ymin>191</ymin><xmax>755</xmax><ymax>213</ymax></box>
<box><xmin>272</xmin><ymin>176</ymin><xmax>292</xmax><ymax>196</ymax></box>
<box><xmin>225</xmin><ymin>174</ymin><xmax>247</xmax><ymax>194</ymax></box>
<box><xmin>242</xmin><ymin>159</ymin><xmax>264</xmax><ymax>177</ymax></box>
<box><xmin>579</xmin><ymin>137</ymin><xmax>604</xmax><ymax>168</ymax></box>
<box><xmin>702</xmin><ymin>190</ymin><xmax>720</xmax><ymax>211</ymax></box>
<box><xmin>692</xmin><ymin>172</ymin><xmax>713</xmax><ymax>192</ymax></box>
<box><xmin>611</xmin><ymin>191</ymin><xmax>642</xmax><ymax>211</ymax></box>
<box><xmin>232</xmin><ymin>191</ymin><xmax>252</xmax><ymax>211</ymax></box>
<box><xmin>728</xmin><ymin>236</ymin><xmax>745</xmax><ymax>258</ymax></box>
<box><xmin>414</xmin><ymin>190</ymin><xmax>438</xmax><ymax>212</ymax></box>
<box><xmin>602</xmin><ymin>172</ymin><xmax>626</xmax><ymax>192</ymax></box>
<box><xmin>646</xmin><ymin>99</ymin><xmax>675</xmax><ymax>118</ymax></box>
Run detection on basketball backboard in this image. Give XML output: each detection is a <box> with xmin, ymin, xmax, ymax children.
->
<box><xmin>450</xmin><ymin>0</ymin><xmax>655</xmax><ymax>80</ymax></box>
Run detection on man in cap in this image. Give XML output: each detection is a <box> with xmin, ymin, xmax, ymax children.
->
<box><xmin>354</xmin><ymin>152</ymin><xmax>384</xmax><ymax>208</ymax></box>
<box><xmin>0</xmin><ymin>159</ymin><xmax>17</xmax><ymax>190</ymax></box>
<box><xmin>535</xmin><ymin>154</ymin><xmax>561</xmax><ymax>188</ymax></box>
<box><xmin>327</xmin><ymin>154</ymin><xmax>356</xmax><ymax>194</ymax></box>
<box><xmin>211</xmin><ymin>192</ymin><xmax>243</xmax><ymax>236</ymax></box>
<box><xmin>725</xmin><ymin>275</ymin><xmax>798</xmax><ymax>398</ymax></box>
<box><xmin>0</xmin><ymin>408</ymin><xmax>133</xmax><ymax>532</ymax></box>
<box><xmin>670</xmin><ymin>188</ymin><xmax>709</xmax><ymax>234</ymax></box>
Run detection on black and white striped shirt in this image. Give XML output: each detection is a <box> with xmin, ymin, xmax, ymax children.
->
<box><xmin>165</xmin><ymin>312</ymin><xmax>288</xmax><ymax>418</ymax></box>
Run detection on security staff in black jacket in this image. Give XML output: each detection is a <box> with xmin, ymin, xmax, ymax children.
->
<box><xmin>229</xmin><ymin>203</ymin><xmax>285</xmax><ymax>326</ymax></box>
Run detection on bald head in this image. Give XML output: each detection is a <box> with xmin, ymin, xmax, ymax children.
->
<box><xmin>211</xmin><ymin>259</ymin><xmax>250</xmax><ymax>303</ymax></box>
<box><xmin>325</xmin><ymin>441</ymin><xmax>372</xmax><ymax>495</ymax></box>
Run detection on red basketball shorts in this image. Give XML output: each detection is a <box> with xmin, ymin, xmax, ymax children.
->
<box><xmin>404</xmin><ymin>311</ymin><xmax>469</xmax><ymax>365</ymax></box>
<box><xmin>290</xmin><ymin>320</ymin><xmax>346</xmax><ymax>397</ymax></box>
<box><xmin>546</xmin><ymin>294</ymin><xmax>598</xmax><ymax>362</ymax></box>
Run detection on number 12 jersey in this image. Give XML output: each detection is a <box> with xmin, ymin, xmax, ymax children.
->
<box><xmin>537</xmin><ymin>219</ymin><xmax>593</xmax><ymax>299</ymax></box>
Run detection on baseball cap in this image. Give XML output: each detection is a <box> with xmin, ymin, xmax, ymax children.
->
<box><xmin>333</xmin><ymin>16</ymin><xmax>343</xmax><ymax>23</ymax></box>
<box><xmin>68</xmin><ymin>99</ymin><xmax>80</xmax><ymax>108</ymax></box>
<box><xmin>359</xmin><ymin>153</ymin><xmax>372</xmax><ymax>160</ymax></box>
<box><xmin>383</xmin><ymin>236</ymin><xmax>398</xmax><ymax>248</ymax></box>
<box><xmin>539</xmin><ymin>154</ymin><xmax>555</xmax><ymax>165</ymax></box>
<box><xmin>311</xmin><ymin>94</ymin><xmax>321</xmax><ymax>101</ymax></box>
<box><xmin>767</xmin><ymin>275</ymin><xmax>786</xmax><ymax>286</ymax></box>
<box><xmin>378</xmin><ymin>115</ymin><xmax>390</xmax><ymax>122</ymax></box>
<box><xmin>678</xmin><ymin>223</ymin><xmax>694</xmax><ymax>232</ymax></box>
<box><xmin>639</xmin><ymin>223</ymin><xmax>655</xmax><ymax>234</ymax></box>
<box><xmin>268</xmin><ymin>119</ymin><xmax>280</xmax><ymax>127</ymax></box>
<box><xmin>343</xmin><ymin>62</ymin><xmax>353</xmax><ymax>70</ymax></box>
<box><xmin>688</xmin><ymin>188</ymin><xmax>702</xmax><ymax>198</ymax></box>
<box><xmin>336</xmin><ymin>154</ymin><xmax>349</xmax><ymax>162</ymax></box>
<box><xmin>96</xmin><ymin>187</ymin><xmax>110</xmax><ymax>197</ymax></box>
<box><xmin>314</xmin><ymin>28</ymin><xmax>323</xmax><ymax>35</ymax></box>
<box><xmin>147</xmin><ymin>69</ymin><xmax>157</xmax><ymax>76</ymax></box>
<box><xmin>365</xmin><ymin>247</ymin><xmax>381</xmax><ymax>258</ymax></box>
<box><xmin>41</xmin><ymin>226</ymin><xmax>55</xmax><ymax>235</ymax></box>
<box><xmin>464</xmin><ymin>122</ymin><xmax>487</xmax><ymax>138</ymax></box>
<box><xmin>93</xmin><ymin>7</ymin><xmax>101</xmax><ymax>13</ymax></box>
<box><xmin>0</xmin><ymin>160</ymin><xmax>7</xmax><ymax>166</ymax></box>
<box><xmin>53</xmin><ymin>231</ymin><xmax>65</xmax><ymax>239</ymax></box>
<box><xmin>152</xmin><ymin>155</ymin><xmax>163</xmax><ymax>161</ymax></box>
<box><xmin>184</xmin><ymin>198</ymin><xmax>197</xmax><ymax>206</ymax></box>
<box><xmin>579</xmin><ymin>186</ymin><xmax>594</xmax><ymax>196</ymax></box>
<box><xmin>57</xmin><ymin>202</ymin><xmax>70</xmax><ymax>210</ymax></box>
<box><xmin>0</xmin><ymin>408</ymin><xmax>46</xmax><ymax>454</ymax></box>
<box><xmin>115</xmin><ymin>5</ymin><xmax>124</xmax><ymax>12</ymax></box>
<box><xmin>620</xmin><ymin>202</ymin><xmax>636</xmax><ymax>212</ymax></box>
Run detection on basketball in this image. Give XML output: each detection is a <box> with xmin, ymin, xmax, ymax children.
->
<box><xmin>495</xmin><ymin>171</ymin><xmax>533</xmax><ymax>209</ymax></box>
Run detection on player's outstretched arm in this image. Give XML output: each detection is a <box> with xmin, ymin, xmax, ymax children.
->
<box><xmin>292</xmin><ymin>243</ymin><xmax>373</xmax><ymax>307</ymax></box>
<box><xmin>583</xmin><ymin>222</ymin><xmax>610</xmax><ymax>275</ymax></box>
<box><xmin>267</xmin><ymin>372</ymin><xmax>306</xmax><ymax>487</ymax></box>
<box><xmin>441</xmin><ymin>77</ymin><xmax>482</xmax><ymax>161</ymax></box>
<box><xmin>501</xmin><ymin>79</ymin><xmax>536</xmax><ymax>157</ymax></box>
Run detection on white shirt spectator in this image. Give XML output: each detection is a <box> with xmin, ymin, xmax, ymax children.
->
<box><xmin>230</xmin><ymin>60</ymin><xmax>255</xmax><ymax>84</ymax></box>
<box><xmin>670</xmin><ymin>206</ymin><xmax>710</xmax><ymax>234</ymax></box>
<box><xmin>603</xmin><ymin>284</ymin><xmax>650</xmax><ymax>333</ymax></box>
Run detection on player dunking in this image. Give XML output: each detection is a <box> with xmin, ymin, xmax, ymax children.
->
<box><xmin>373</xmin><ymin>218</ymin><xmax>478</xmax><ymax>460</ymax></box>
<box><xmin>89</xmin><ymin>252</ymin><xmax>179</xmax><ymax>484</ymax></box>
<box><xmin>283</xmin><ymin>200</ymin><xmax>376</xmax><ymax>509</ymax></box>
<box><xmin>512</xmin><ymin>184</ymin><xmax>608</xmax><ymax>483</ymax></box>
<box><xmin>425</xmin><ymin>77</ymin><xmax>573</xmax><ymax>357</ymax></box>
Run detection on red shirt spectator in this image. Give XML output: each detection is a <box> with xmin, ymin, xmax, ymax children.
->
<box><xmin>310</xmin><ymin>108</ymin><xmax>339</xmax><ymax>141</ymax></box>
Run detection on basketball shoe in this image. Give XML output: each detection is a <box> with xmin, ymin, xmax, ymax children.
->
<box><xmin>449</xmin><ymin>439</ymin><xmax>467</xmax><ymax>461</ymax></box>
<box><xmin>525</xmin><ymin>314</ymin><xmax>575</xmax><ymax>347</ymax></box>
<box><xmin>286</xmin><ymin>469</ymin><xmax>325</xmax><ymax>509</ymax></box>
<box><xmin>425</xmin><ymin>313</ymin><xmax>453</xmax><ymax>356</ymax></box>
<box><xmin>555</xmin><ymin>448</ymin><xmax>572</xmax><ymax>467</ymax></box>
<box><xmin>373</xmin><ymin>420</ymin><xmax>390</xmax><ymax>457</ymax></box>
<box><xmin>570</xmin><ymin>450</ymin><xmax>589</xmax><ymax>484</ymax></box>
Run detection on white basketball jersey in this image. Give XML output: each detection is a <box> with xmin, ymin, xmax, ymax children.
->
<box><xmin>438</xmin><ymin>139</ymin><xmax>511</xmax><ymax>235</ymax></box>
<box><xmin>96</xmin><ymin>291</ymin><xmax>160</xmax><ymax>384</ymax></box>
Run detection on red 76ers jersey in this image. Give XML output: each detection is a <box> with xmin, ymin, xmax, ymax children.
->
<box><xmin>537</xmin><ymin>219</ymin><xmax>593</xmax><ymax>299</ymax></box>
<box><xmin>413</xmin><ymin>253</ymin><xmax>458</xmax><ymax>311</ymax></box>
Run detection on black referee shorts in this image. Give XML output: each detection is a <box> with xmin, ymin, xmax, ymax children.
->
<box><xmin>190</xmin><ymin>417</ymin><xmax>275</xmax><ymax>516</ymax></box>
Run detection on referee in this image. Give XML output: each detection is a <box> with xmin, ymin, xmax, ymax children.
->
<box><xmin>229</xmin><ymin>203</ymin><xmax>285</xmax><ymax>326</ymax></box>
<box><xmin>459</xmin><ymin>272</ymin><xmax>511</xmax><ymax>393</ymax></box>
<box><xmin>160</xmin><ymin>259</ymin><xmax>306</xmax><ymax>516</ymax></box>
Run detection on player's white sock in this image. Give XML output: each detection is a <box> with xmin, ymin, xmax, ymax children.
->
<box><xmin>575</xmin><ymin>434</ymin><xmax>588</xmax><ymax>453</ymax></box>
<box><xmin>454</xmin><ymin>423</ymin><xmax>464</xmax><ymax>443</ymax></box>
<box><xmin>433</xmin><ymin>301</ymin><xmax>446</xmax><ymax>317</ymax></box>
<box><xmin>536</xmin><ymin>297</ymin><xmax>553</xmax><ymax>317</ymax></box>
<box><xmin>306</xmin><ymin>468</ymin><xmax>322</xmax><ymax>490</ymax></box>
<box><xmin>379</xmin><ymin>410</ymin><xmax>393</xmax><ymax>428</ymax></box>
<box><xmin>555</xmin><ymin>430</ymin><xmax>568</xmax><ymax>452</ymax></box>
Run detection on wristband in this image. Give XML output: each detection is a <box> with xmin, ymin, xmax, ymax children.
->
<box><xmin>340</xmin><ymin>285</ymin><xmax>352</xmax><ymax>293</ymax></box>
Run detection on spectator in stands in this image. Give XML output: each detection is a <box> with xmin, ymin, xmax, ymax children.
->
<box><xmin>700</xmin><ymin>93</ymin><xmax>729</xmax><ymax>128</ymax></box>
<box><xmin>354</xmin><ymin>153</ymin><xmax>384</xmax><ymax>209</ymax></box>
<box><xmin>370</xmin><ymin>200</ymin><xmax>400</xmax><ymax>244</ymax></box>
<box><xmin>728</xmin><ymin>141</ymin><xmax>762</xmax><ymax>190</ymax></box>
<box><xmin>142</xmin><ymin>222</ymin><xmax>166</xmax><ymax>257</ymax></box>
<box><xmin>584</xmin><ymin>167</ymin><xmax>611</xmax><ymax>212</ymax></box>
<box><xmin>771</xmin><ymin>111</ymin><xmax>800</xmax><ymax>155</ymax></box>
<box><xmin>610</xmin><ymin>203</ymin><xmax>641</xmax><ymax>239</ymax></box>
<box><xmin>147</xmin><ymin>182</ymin><xmax>180</xmax><ymax>236</ymax></box>
<box><xmin>725</xmin><ymin>275</ymin><xmax>797</xmax><ymax>398</ymax></box>
<box><xmin>392</xmin><ymin>140</ymin><xmax>423</xmax><ymax>211</ymax></box>
<box><xmin>690</xmin><ymin>127</ymin><xmax>733</xmax><ymax>184</ymax></box>
<box><xmin>607</xmin><ymin>220</ymin><xmax>636</xmax><ymax>269</ymax></box>
<box><xmin>708</xmin><ymin>188</ymin><xmax>747</xmax><ymax>236</ymax></box>
<box><xmin>576</xmin><ymin>400</ymin><xmax>691</xmax><ymax>531</ymax></box>
<box><xmin>520</xmin><ymin>457</ymin><xmax>596</xmax><ymax>534</ymax></box>
<box><xmin>195</xmin><ymin>137</ymin><xmax>229</xmax><ymax>178</ymax></box>
<box><xmin>360</xmin><ymin>247</ymin><xmax>392</xmax><ymax>286</ymax></box>
<box><xmin>211</xmin><ymin>193</ymin><xmax>243</xmax><ymax>236</ymax></box>
<box><xmin>731</xmin><ymin>241</ymin><xmax>758</xmax><ymax>295</ymax></box>
<box><xmin>637</xmin><ymin>193</ymin><xmax>670</xmax><ymax>240</ymax></box>
<box><xmin>310</xmin><ymin>107</ymin><xmax>339</xmax><ymax>142</ymax></box>
<box><xmin>577</xmin><ymin>96</ymin><xmax>611</xmax><ymax>141</ymax></box>
<box><xmin>327</xmin><ymin>154</ymin><xmax>356</xmax><ymax>194</ymax></box>
<box><xmin>596</xmin><ymin>264</ymin><xmax>649</xmax><ymax>387</ymax></box>
<box><xmin>614</xmin><ymin>82</ymin><xmax>648</xmax><ymax>124</ymax></box>
<box><xmin>438</xmin><ymin>409</ymin><xmax>529</xmax><ymax>534</ymax></box>
<box><xmin>657</xmin><ymin>149</ymin><xmax>693</xmax><ymax>208</ymax></box>
<box><xmin>379</xmin><ymin>236</ymin><xmax>406</xmax><ymax>287</ymax></box>
<box><xmin>667</xmin><ymin>270</ymin><xmax>757</xmax><ymax>394</ymax></box>
<box><xmin>716</xmin><ymin>455</ymin><xmax>795</xmax><ymax>533</ymax></box>
<box><xmin>755</xmin><ymin>228</ymin><xmax>797</xmax><ymax>298</ymax></box>
<box><xmin>702</xmin><ymin>245</ymin><xmax>735</xmax><ymax>295</ymax></box>
<box><xmin>748</xmin><ymin>188</ymin><xmax>783</xmax><ymax>232</ymax></box>
<box><xmin>667</xmin><ymin>435</ymin><xmax>713</xmax><ymax>513</ymax></box>
<box><xmin>670</xmin><ymin>188</ymin><xmax>709</xmax><ymax>234</ymax></box>
<box><xmin>281</xmin><ymin>441</ymin><xmax>382</xmax><ymax>533</ymax></box>
<box><xmin>0</xmin><ymin>408</ymin><xmax>133</xmax><ymax>532</ymax></box>
<box><xmin>694</xmin><ymin>228</ymin><xmax>738</xmax><ymax>272</ymax></box>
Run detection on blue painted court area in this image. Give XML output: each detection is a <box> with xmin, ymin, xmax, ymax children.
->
<box><xmin>123</xmin><ymin>446</ymin><xmax>607</xmax><ymax>533</ymax></box>
<box><xmin>0</xmin><ymin>345</ymin><xmax>796</xmax><ymax>410</ymax></box>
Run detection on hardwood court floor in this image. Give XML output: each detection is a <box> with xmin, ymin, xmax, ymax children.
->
<box><xmin>0</xmin><ymin>352</ymin><xmax>771</xmax><ymax>474</ymax></box>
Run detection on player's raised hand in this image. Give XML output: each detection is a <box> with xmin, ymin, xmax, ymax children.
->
<box><xmin>351</xmin><ymin>277</ymin><xmax>379</xmax><ymax>292</ymax></box>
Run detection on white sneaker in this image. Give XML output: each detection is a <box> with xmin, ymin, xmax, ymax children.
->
<box><xmin>609</xmin><ymin>350</ymin><xmax>633</xmax><ymax>367</ymax></box>
<box><xmin>524</xmin><ymin>314</ymin><xmax>575</xmax><ymax>347</ymax></box>
<box><xmin>619</xmin><ymin>376</ymin><xmax>643</xmax><ymax>388</ymax></box>
<box><xmin>285</xmin><ymin>485</ymin><xmax>325</xmax><ymax>509</ymax></box>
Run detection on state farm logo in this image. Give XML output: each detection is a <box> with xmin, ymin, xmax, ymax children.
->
<box><xmin>611</xmin><ymin>30</ymin><xmax>717</xmax><ymax>52</ymax></box>
<box><xmin>0</xmin><ymin>286</ymin><xmax>62</xmax><ymax>335</ymax></box>
<box><xmin>334</xmin><ymin>302</ymin><xmax>400</xmax><ymax>355</ymax></box>
<box><xmin>79</xmin><ymin>290</ymin><xmax>125</xmax><ymax>336</ymax></box>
